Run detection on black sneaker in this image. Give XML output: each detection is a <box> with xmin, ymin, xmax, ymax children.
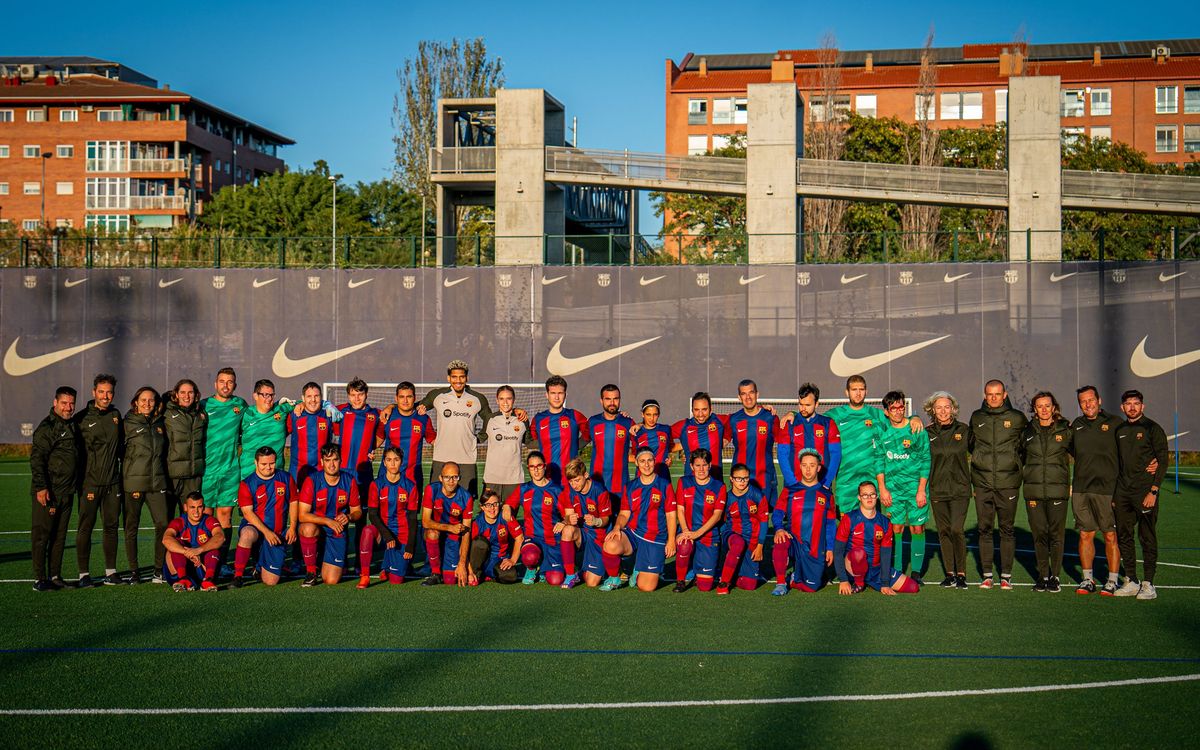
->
<box><xmin>302</xmin><ymin>573</ymin><xmax>319</xmax><ymax>588</ymax></box>
<box><xmin>103</xmin><ymin>573</ymin><xmax>123</xmax><ymax>586</ymax></box>
<box><xmin>76</xmin><ymin>574</ymin><xmax>93</xmax><ymax>589</ymax></box>
<box><xmin>49</xmin><ymin>577</ymin><xmax>67</xmax><ymax>590</ymax></box>
<box><xmin>1033</xmin><ymin>578</ymin><xmax>1047</xmax><ymax>592</ymax></box>
<box><xmin>955</xmin><ymin>574</ymin><xmax>969</xmax><ymax>590</ymax></box>
<box><xmin>420</xmin><ymin>575</ymin><xmax>441</xmax><ymax>586</ymax></box>
<box><xmin>32</xmin><ymin>579</ymin><xmax>53</xmax><ymax>592</ymax></box>
<box><xmin>1076</xmin><ymin>579</ymin><xmax>1096</xmax><ymax>595</ymax></box>
<box><xmin>673</xmin><ymin>580</ymin><xmax>689</xmax><ymax>593</ymax></box>
<box><xmin>231</xmin><ymin>575</ymin><xmax>244</xmax><ymax>589</ymax></box>
<box><xmin>939</xmin><ymin>575</ymin><xmax>957</xmax><ymax>588</ymax></box>
<box><xmin>910</xmin><ymin>574</ymin><xmax>923</xmax><ymax>587</ymax></box>
<box><xmin>126</xmin><ymin>572</ymin><xmax>141</xmax><ymax>585</ymax></box>
<box><xmin>1047</xmin><ymin>576</ymin><xmax>1061</xmax><ymax>593</ymax></box>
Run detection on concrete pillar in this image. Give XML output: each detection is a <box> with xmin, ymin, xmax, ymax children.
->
<box><xmin>494</xmin><ymin>89</ymin><xmax>565</xmax><ymax>265</ymax></box>
<box><xmin>1007</xmin><ymin>76</ymin><xmax>1062</xmax><ymax>261</ymax></box>
<box><xmin>435</xmin><ymin>185</ymin><xmax>457</xmax><ymax>266</ymax></box>
<box><xmin>746</xmin><ymin>83</ymin><xmax>802</xmax><ymax>264</ymax></box>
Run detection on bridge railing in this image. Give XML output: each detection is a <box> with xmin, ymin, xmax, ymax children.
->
<box><xmin>429</xmin><ymin>146</ymin><xmax>496</xmax><ymax>174</ymax></box>
<box><xmin>545</xmin><ymin>147</ymin><xmax>747</xmax><ymax>186</ymax></box>
<box><xmin>797</xmin><ymin>159</ymin><xmax>1008</xmax><ymax>199</ymax></box>
<box><xmin>1062</xmin><ymin>170</ymin><xmax>1200</xmax><ymax>208</ymax></box>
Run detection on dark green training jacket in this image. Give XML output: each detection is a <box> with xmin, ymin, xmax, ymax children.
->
<box><xmin>1070</xmin><ymin>410</ymin><xmax>1122</xmax><ymax>495</ymax></box>
<box><xmin>122</xmin><ymin>411</ymin><xmax>167</xmax><ymax>494</ymax></box>
<box><xmin>75</xmin><ymin>400</ymin><xmax>122</xmax><ymax>490</ymax></box>
<box><xmin>1115</xmin><ymin>416</ymin><xmax>1169</xmax><ymax>495</ymax></box>
<box><xmin>927</xmin><ymin>419</ymin><xmax>971</xmax><ymax>500</ymax></box>
<box><xmin>163</xmin><ymin>401</ymin><xmax>207</xmax><ymax>479</ymax></box>
<box><xmin>31</xmin><ymin>410</ymin><xmax>78</xmax><ymax>497</ymax></box>
<box><xmin>967</xmin><ymin>397</ymin><xmax>1028</xmax><ymax>491</ymax></box>
<box><xmin>1019</xmin><ymin>418</ymin><xmax>1074</xmax><ymax>499</ymax></box>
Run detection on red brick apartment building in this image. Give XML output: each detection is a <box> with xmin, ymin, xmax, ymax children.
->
<box><xmin>0</xmin><ymin>57</ymin><xmax>292</xmax><ymax>232</ymax></box>
<box><xmin>667</xmin><ymin>38</ymin><xmax>1200</xmax><ymax>164</ymax></box>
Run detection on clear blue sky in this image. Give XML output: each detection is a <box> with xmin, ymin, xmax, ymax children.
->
<box><xmin>11</xmin><ymin>0</ymin><xmax>1171</xmax><ymax>227</ymax></box>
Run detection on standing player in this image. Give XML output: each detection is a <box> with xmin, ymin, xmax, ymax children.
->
<box><xmin>75</xmin><ymin>373</ymin><xmax>123</xmax><ymax>587</ymax></box>
<box><xmin>505</xmin><ymin>452</ymin><xmax>576</xmax><ymax>587</ymax></box>
<box><xmin>201</xmin><ymin>367</ymin><xmax>248</xmax><ymax>578</ymax></box>
<box><xmin>467</xmin><ymin>489</ymin><xmax>524</xmax><ymax>585</ymax></box>
<box><xmin>673</xmin><ymin>449</ymin><xmax>727</xmax><ymax>593</ymax></box>
<box><xmin>671</xmin><ymin>392</ymin><xmax>729</xmax><ymax>482</ymax></box>
<box><xmin>727</xmin><ymin>379</ymin><xmax>779</xmax><ymax>499</ymax></box>
<box><xmin>237</xmin><ymin>379</ymin><xmax>294</xmax><ymax>482</ymax></box>
<box><xmin>1071</xmin><ymin>386</ymin><xmax>1126</xmax><ymax>595</ymax></box>
<box><xmin>482</xmin><ymin>385</ymin><xmax>526</xmax><ymax>508</ymax></box>
<box><xmin>163</xmin><ymin>379</ymin><xmax>207</xmax><ymax>517</ymax></box>
<box><xmin>1111</xmin><ymin>390</ymin><xmax>1168</xmax><ymax>600</ymax></box>
<box><xmin>564</xmin><ymin>457</ymin><xmax>614</xmax><ymax>589</ymax></box>
<box><xmin>335</xmin><ymin>378</ymin><xmax>381</xmax><ymax>573</ymax></box>
<box><xmin>602</xmin><ymin>447</ymin><xmax>677</xmax><ymax>592</ymax></box>
<box><xmin>31</xmin><ymin>386</ymin><xmax>78</xmax><ymax>591</ymax></box>
<box><xmin>833</xmin><ymin>481</ymin><xmax>919</xmax><ymax>595</ymax></box>
<box><xmin>122</xmin><ymin>386</ymin><xmax>170</xmax><ymax>584</ymax></box>
<box><xmin>925</xmin><ymin>391</ymin><xmax>971</xmax><ymax>590</ymax></box>
<box><xmin>418</xmin><ymin>359</ymin><xmax>497</xmax><ymax>498</ymax></box>
<box><xmin>771</xmin><ymin>450</ymin><xmax>837</xmax><ymax>595</ymax></box>
<box><xmin>232</xmin><ymin>447</ymin><xmax>298</xmax><ymax>588</ymax></box>
<box><xmin>776</xmin><ymin>383</ymin><xmax>841</xmax><ymax>490</ymax></box>
<box><xmin>874</xmin><ymin>390</ymin><xmax>931</xmax><ymax>584</ymax></box>
<box><xmin>969</xmin><ymin>380</ymin><xmax>1028</xmax><ymax>590</ymax></box>
<box><xmin>633</xmin><ymin>399</ymin><xmax>673</xmax><ymax>479</ymax></box>
<box><xmin>1020</xmin><ymin>392</ymin><xmax>1074</xmax><ymax>593</ymax></box>
<box><xmin>162</xmin><ymin>492</ymin><xmax>223</xmax><ymax>592</ymax></box>
<box><xmin>527</xmin><ymin>375</ymin><xmax>588</xmax><ymax>485</ymax></box>
<box><xmin>298</xmin><ymin>444</ymin><xmax>363</xmax><ymax>587</ymax></box>
<box><xmin>587</xmin><ymin>384</ymin><xmax>635</xmax><ymax>497</ymax></box>
<box><xmin>379</xmin><ymin>381</ymin><xmax>437</xmax><ymax>491</ymax></box>
<box><xmin>717</xmin><ymin>463</ymin><xmax>768</xmax><ymax>595</ymax></box>
<box><xmin>420</xmin><ymin>461</ymin><xmax>474</xmax><ymax>587</ymax></box>
<box><xmin>367</xmin><ymin>446</ymin><xmax>419</xmax><ymax>587</ymax></box>
<box><xmin>287</xmin><ymin>382</ymin><xmax>335</xmax><ymax>489</ymax></box>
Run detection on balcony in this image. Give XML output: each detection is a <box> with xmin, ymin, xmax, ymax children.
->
<box><xmin>86</xmin><ymin>158</ymin><xmax>188</xmax><ymax>174</ymax></box>
<box><xmin>85</xmin><ymin>195</ymin><xmax>187</xmax><ymax>210</ymax></box>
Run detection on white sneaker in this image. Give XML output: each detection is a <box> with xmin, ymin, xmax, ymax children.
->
<box><xmin>1113</xmin><ymin>579</ymin><xmax>1141</xmax><ymax>597</ymax></box>
<box><xmin>1136</xmin><ymin>581</ymin><xmax>1157</xmax><ymax>600</ymax></box>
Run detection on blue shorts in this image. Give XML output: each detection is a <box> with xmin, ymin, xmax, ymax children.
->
<box><xmin>382</xmin><ymin>545</ymin><xmax>410</xmax><ymax>579</ymax></box>
<box><xmin>864</xmin><ymin>567</ymin><xmax>904</xmax><ymax>591</ymax></box>
<box><xmin>237</xmin><ymin>519</ymin><xmax>286</xmax><ymax>575</ymax></box>
<box><xmin>625</xmin><ymin>530</ymin><xmax>666</xmax><ymax>576</ymax></box>
<box><xmin>443</xmin><ymin>535</ymin><xmax>464</xmax><ymax>570</ymax></box>
<box><xmin>720</xmin><ymin>529</ymin><xmax>761</xmax><ymax>581</ymax></box>
<box><xmin>683</xmin><ymin>538</ymin><xmax>720</xmax><ymax>578</ymax></box>
<box><xmin>581</xmin><ymin>534</ymin><xmax>606</xmax><ymax>577</ymax></box>
<box><xmin>525</xmin><ymin>537</ymin><xmax>564</xmax><ymax>573</ymax></box>
<box><xmin>323</xmin><ymin>533</ymin><xmax>348</xmax><ymax>568</ymax></box>
<box><xmin>787</xmin><ymin>540</ymin><xmax>829</xmax><ymax>591</ymax></box>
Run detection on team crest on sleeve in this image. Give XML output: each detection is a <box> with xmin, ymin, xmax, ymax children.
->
<box><xmin>212</xmin><ymin>275</ymin><xmax>225</xmax><ymax>289</ymax></box>
<box><xmin>307</xmin><ymin>276</ymin><xmax>321</xmax><ymax>290</ymax></box>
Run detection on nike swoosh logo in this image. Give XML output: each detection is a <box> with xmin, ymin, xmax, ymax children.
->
<box><xmin>1159</xmin><ymin>271</ymin><xmax>1186</xmax><ymax>283</ymax></box>
<box><xmin>739</xmin><ymin>274</ymin><xmax>765</xmax><ymax>286</ymax></box>
<box><xmin>944</xmin><ymin>272</ymin><xmax>971</xmax><ymax>283</ymax></box>
<box><xmin>271</xmin><ymin>337</ymin><xmax>385</xmax><ymax>379</ymax></box>
<box><xmin>158</xmin><ymin>278</ymin><xmax>182</xmax><ymax>288</ymax></box>
<box><xmin>86</xmin><ymin>422</ymin><xmax>97</xmax><ymax>428</ymax></box>
<box><xmin>840</xmin><ymin>273</ymin><xmax>867</xmax><ymax>285</ymax></box>
<box><xmin>3</xmin><ymin>336</ymin><xmax>114</xmax><ymax>377</ymax></box>
<box><xmin>1167</xmin><ymin>432</ymin><xmax>1189</xmax><ymax>442</ymax></box>
<box><xmin>64</xmin><ymin>278</ymin><xmax>87</xmax><ymax>288</ymax></box>
<box><xmin>347</xmin><ymin>278</ymin><xmax>373</xmax><ymax>289</ymax></box>
<box><xmin>252</xmin><ymin>278</ymin><xmax>277</xmax><ymax>288</ymax></box>
<box><xmin>1049</xmin><ymin>272</ymin><xmax>1077</xmax><ymax>283</ymax></box>
<box><xmin>639</xmin><ymin>275</ymin><xmax>665</xmax><ymax>286</ymax></box>
<box><xmin>828</xmin><ymin>335</ymin><xmax>950</xmax><ymax>377</ymax></box>
<box><xmin>1129</xmin><ymin>336</ymin><xmax>1200</xmax><ymax>378</ymax></box>
<box><xmin>546</xmin><ymin>336</ymin><xmax>661</xmax><ymax>377</ymax></box>
<box><xmin>443</xmin><ymin>278</ymin><xmax>468</xmax><ymax>288</ymax></box>
<box><xmin>541</xmin><ymin>275</ymin><xmax>566</xmax><ymax>286</ymax></box>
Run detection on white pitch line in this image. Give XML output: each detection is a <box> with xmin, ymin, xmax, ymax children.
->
<box><xmin>3</xmin><ymin>673</ymin><xmax>1198</xmax><ymax>716</ymax></box>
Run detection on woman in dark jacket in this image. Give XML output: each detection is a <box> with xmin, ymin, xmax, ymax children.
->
<box><xmin>163</xmin><ymin>379</ymin><xmax>207</xmax><ymax>514</ymax></box>
<box><xmin>122</xmin><ymin>386</ymin><xmax>170</xmax><ymax>584</ymax></box>
<box><xmin>1020</xmin><ymin>391</ymin><xmax>1074</xmax><ymax>593</ymax></box>
<box><xmin>924</xmin><ymin>391</ymin><xmax>971</xmax><ymax>590</ymax></box>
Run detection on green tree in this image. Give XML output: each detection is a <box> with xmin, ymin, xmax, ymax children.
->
<box><xmin>650</xmin><ymin>134</ymin><xmax>747</xmax><ymax>263</ymax></box>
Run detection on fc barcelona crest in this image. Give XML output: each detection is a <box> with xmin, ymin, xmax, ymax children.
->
<box><xmin>212</xmin><ymin>275</ymin><xmax>225</xmax><ymax>289</ymax></box>
<box><xmin>898</xmin><ymin>271</ymin><xmax>913</xmax><ymax>286</ymax></box>
<box><xmin>796</xmin><ymin>272</ymin><xmax>811</xmax><ymax>286</ymax></box>
<box><xmin>696</xmin><ymin>272</ymin><xmax>709</xmax><ymax>288</ymax></box>
<box><xmin>403</xmin><ymin>275</ymin><xmax>415</xmax><ymax>290</ymax></box>
<box><xmin>1004</xmin><ymin>270</ymin><xmax>1019</xmax><ymax>284</ymax></box>
<box><xmin>499</xmin><ymin>273</ymin><xmax>512</xmax><ymax>288</ymax></box>
<box><xmin>23</xmin><ymin>276</ymin><xmax>36</xmax><ymax>289</ymax></box>
<box><xmin>118</xmin><ymin>275</ymin><xmax>131</xmax><ymax>289</ymax></box>
<box><xmin>1111</xmin><ymin>269</ymin><xmax>1126</xmax><ymax>284</ymax></box>
<box><xmin>597</xmin><ymin>273</ymin><xmax>611</xmax><ymax>288</ymax></box>
<box><xmin>276</xmin><ymin>486</ymin><xmax>286</xmax><ymax>497</ymax></box>
<box><xmin>307</xmin><ymin>276</ymin><xmax>321</xmax><ymax>290</ymax></box>
<box><xmin>874</xmin><ymin>529</ymin><xmax>883</xmax><ymax>540</ymax></box>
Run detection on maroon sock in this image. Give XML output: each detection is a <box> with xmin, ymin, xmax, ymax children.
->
<box><xmin>168</xmin><ymin>552</ymin><xmax>187</xmax><ymax>579</ymax></box>
<box><xmin>735</xmin><ymin>576</ymin><xmax>757</xmax><ymax>591</ymax></box>
<box><xmin>234</xmin><ymin>545</ymin><xmax>251</xmax><ymax>577</ymax></box>
<box><xmin>201</xmin><ymin>551</ymin><xmax>219</xmax><ymax>580</ymax></box>
<box><xmin>772</xmin><ymin>542</ymin><xmax>790</xmax><ymax>585</ymax></box>
<box><xmin>358</xmin><ymin>526</ymin><xmax>378</xmax><ymax>576</ymax></box>
<box><xmin>721</xmin><ymin>535</ymin><xmax>746</xmax><ymax>583</ymax></box>
<box><xmin>424</xmin><ymin>536</ymin><xmax>442</xmax><ymax>575</ymax></box>
<box><xmin>675</xmin><ymin>538</ymin><xmax>693</xmax><ymax>580</ymax></box>
<box><xmin>696</xmin><ymin>577</ymin><xmax>714</xmax><ymax>592</ymax></box>
<box><xmin>300</xmin><ymin>535</ymin><xmax>318</xmax><ymax>574</ymax></box>
<box><xmin>602</xmin><ymin>552</ymin><xmax>620</xmax><ymax>577</ymax></box>
<box><xmin>560</xmin><ymin>540</ymin><xmax>577</xmax><ymax>576</ymax></box>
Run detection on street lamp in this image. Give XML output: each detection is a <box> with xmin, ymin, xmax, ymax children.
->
<box><xmin>40</xmin><ymin>152</ymin><xmax>52</xmax><ymax>229</ymax></box>
<box><xmin>329</xmin><ymin>174</ymin><xmax>338</xmax><ymax>269</ymax></box>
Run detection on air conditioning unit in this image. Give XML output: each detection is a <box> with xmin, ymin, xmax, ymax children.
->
<box><xmin>18</xmin><ymin>64</ymin><xmax>36</xmax><ymax>79</ymax></box>
<box><xmin>1155</xmin><ymin>45</ymin><xmax>1171</xmax><ymax>58</ymax></box>
<box><xmin>82</xmin><ymin>105</ymin><xmax>94</xmax><ymax>112</ymax></box>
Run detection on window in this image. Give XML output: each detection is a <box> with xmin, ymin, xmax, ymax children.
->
<box><xmin>24</xmin><ymin>145</ymin><xmax>41</xmax><ymax>158</ymax></box>
<box><xmin>24</xmin><ymin>182</ymin><xmax>40</xmax><ymax>195</ymax></box>
<box><xmin>1184</xmin><ymin>124</ymin><xmax>1200</xmax><ymax>153</ymax></box>
<box><xmin>60</xmin><ymin>109</ymin><xmax>78</xmax><ymax>122</ymax></box>
<box><xmin>942</xmin><ymin>92</ymin><xmax>982</xmax><ymax>120</ymax></box>
<box><xmin>0</xmin><ymin>109</ymin><xmax>13</xmax><ymax>123</ymax></box>
<box><xmin>733</xmin><ymin>97</ymin><xmax>748</xmax><ymax>124</ymax></box>
<box><xmin>86</xmin><ymin>140</ymin><xmax>128</xmax><ymax>171</ymax></box>
<box><xmin>711</xmin><ymin>134</ymin><xmax>731</xmax><ymax>151</ymax></box>
<box><xmin>1156</xmin><ymin>125</ymin><xmax>1177</xmax><ymax>153</ymax></box>
<box><xmin>0</xmin><ymin>145</ymin><xmax>8</xmax><ymax>158</ymax></box>
<box><xmin>1090</xmin><ymin>88</ymin><xmax>1111</xmax><ymax>116</ymax></box>
<box><xmin>855</xmin><ymin>94</ymin><xmax>877</xmax><ymax>118</ymax></box>
<box><xmin>26</xmin><ymin>109</ymin><xmax>46</xmax><ymax>122</ymax></box>
<box><xmin>995</xmin><ymin>89</ymin><xmax>1008</xmax><ymax>122</ymax></box>
<box><xmin>1061</xmin><ymin>89</ymin><xmax>1085</xmax><ymax>117</ymax></box>
<box><xmin>23</xmin><ymin>219</ymin><xmax>40</xmax><ymax>231</ymax></box>
<box><xmin>915</xmin><ymin>93</ymin><xmax>935</xmax><ymax>121</ymax></box>
<box><xmin>236</xmin><ymin>167</ymin><xmax>243</xmax><ymax>180</ymax></box>
<box><xmin>55</xmin><ymin>219</ymin><xmax>73</xmax><ymax>229</ymax></box>
<box><xmin>686</xmin><ymin>135</ymin><xmax>707</xmax><ymax>155</ymax></box>
<box><xmin>86</xmin><ymin>177</ymin><xmax>129</xmax><ymax>209</ymax></box>
<box><xmin>1062</xmin><ymin>127</ymin><xmax>1084</xmax><ymax>147</ymax></box>
<box><xmin>97</xmin><ymin>109</ymin><xmax>123</xmax><ymax>122</ymax></box>
<box><xmin>0</xmin><ymin>183</ymin><xmax>7</xmax><ymax>195</ymax></box>
<box><xmin>1156</xmin><ymin>86</ymin><xmax>1177</xmax><ymax>114</ymax></box>
<box><xmin>1185</xmin><ymin>87</ymin><xmax>1200</xmax><ymax>114</ymax></box>
<box><xmin>225</xmin><ymin>162</ymin><xmax>231</xmax><ymax>174</ymax></box>
<box><xmin>810</xmin><ymin>95</ymin><xmax>850</xmax><ymax>122</ymax></box>
<box><xmin>687</xmin><ymin>99</ymin><xmax>707</xmax><ymax>125</ymax></box>
<box><xmin>214</xmin><ymin>158</ymin><xmax>222</xmax><ymax>171</ymax></box>
<box><xmin>85</xmin><ymin>214</ymin><xmax>129</xmax><ymax>232</ymax></box>
<box><xmin>1091</xmin><ymin>126</ymin><xmax>1112</xmax><ymax>141</ymax></box>
<box><xmin>56</xmin><ymin>181</ymin><xmax>74</xmax><ymax>195</ymax></box>
<box><xmin>56</xmin><ymin>145</ymin><xmax>73</xmax><ymax>158</ymax></box>
<box><xmin>712</xmin><ymin>98</ymin><xmax>733</xmax><ymax>125</ymax></box>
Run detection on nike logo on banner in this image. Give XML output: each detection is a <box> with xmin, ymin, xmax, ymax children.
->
<box><xmin>828</xmin><ymin>335</ymin><xmax>951</xmax><ymax>377</ymax></box>
<box><xmin>1049</xmin><ymin>272</ymin><xmax>1077</xmax><ymax>282</ymax></box>
<box><xmin>158</xmin><ymin>278</ymin><xmax>182</xmax><ymax>288</ymax></box>
<box><xmin>443</xmin><ymin>278</ymin><xmax>467</xmax><ymax>288</ymax></box>
<box><xmin>347</xmin><ymin>278</ymin><xmax>373</xmax><ymax>289</ymax></box>
<box><xmin>541</xmin><ymin>275</ymin><xmax>566</xmax><ymax>286</ymax></box>
<box><xmin>64</xmin><ymin>278</ymin><xmax>87</xmax><ymax>288</ymax></box>
<box><xmin>252</xmin><ymin>278</ymin><xmax>277</xmax><ymax>288</ymax></box>
<box><xmin>944</xmin><ymin>272</ymin><xmax>971</xmax><ymax>283</ymax></box>
<box><xmin>1167</xmin><ymin>432</ymin><xmax>1190</xmax><ymax>442</ymax></box>
<box><xmin>545</xmin><ymin>336</ymin><xmax>661</xmax><ymax>376</ymax></box>
<box><xmin>271</xmin><ymin>338</ymin><xmax>384</xmax><ymax>379</ymax></box>
<box><xmin>1160</xmin><ymin>271</ymin><xmax>1186</xmax><ymax>283</ymax></box>
<box><xmin>3</xmin><ymin>336</ymin><xmax>114</xmax><ymax>377</ymax></box>
<box><xmin>639</xmin><ymin>275</ymin><xmax>665</xmax><ymax>286</ymax></box>
<box><xmin>739</xmin><ymin>274</ymin><xmax>765</xmax><ymax>286</ymax></box>
<box><xmin>840</xmin><ymin>273</ymin><xmax>867</xmax><ymax>285</ymax></box>
<box><xmin>1129</xmin><ymin>336</ymin><xmax>1200</xmax><ymax>378</ymax></box>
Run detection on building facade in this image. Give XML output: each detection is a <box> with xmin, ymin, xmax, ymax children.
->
<box><xmin>0</xmin><ymin>57</ymin><xmax>292</xmax><ymax>232</ymax></box>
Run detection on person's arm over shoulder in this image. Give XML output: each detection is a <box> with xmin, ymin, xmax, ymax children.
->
<box><xmin>466</xmin><ymin>386</ymin><xmax>495</xmax><ymax>442</ymax></box>
<box><xmin>418</xmin><ymin>387</ymin><xmax>450</xmax><ymax>411</ymax></box>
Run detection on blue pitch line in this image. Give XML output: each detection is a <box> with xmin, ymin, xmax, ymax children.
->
<box><xmin>4</xmin><ymin>645</ymin><xmax>1199</xmax><ymax>665</ymax></box>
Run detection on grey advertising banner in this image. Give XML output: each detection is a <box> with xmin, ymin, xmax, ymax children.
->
<box><xmin>1</xmin><ymin>263</ymin><xmax>1195</xmax><ymax>448</ymax></box>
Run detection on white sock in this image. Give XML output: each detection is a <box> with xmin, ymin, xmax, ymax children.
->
<box><xmin>1108</xmin><ymin>572</ymin><xmax>1119</xmax><ymax>584</ymax></box>
<box><xmin>105</xmin><ymin>568</ymin><xmax>116</xmax><ymax>576</ymax></box>
<box><xmin>1082</xmin><ymin>569</ymin><xmax>1093</xmax><ymax>581</ymax></box>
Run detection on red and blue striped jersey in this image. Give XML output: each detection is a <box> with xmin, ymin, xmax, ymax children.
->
<box><xmin>773</xmin><ymin>483</ymin><xmax>837</xmax><ymax>559</ymax></box>
<box><xmin>587</xmin><ymin>413</ymin><xmax>635</xmax><ymax>494</ymax></box>
<box><xmin>728</xmin><ymin>409</ymin><xmax>779</xmax><ymax>492</ymax></box>
<box><xmin>623</xmin><ymin>474</ymin><xmax>676</xmax><ymax>544</ymax></box>
<box><xmin>676</xmin><ymin>475</ymin><xmax>727</xmax><ymax>545</ymax></box>
<box><xmin>835</xmin><ymin>509</ymin><xmax>893</xmax><ymax>568</ymax></box>
<box><xmin>671</xmin><ymin>416</ymin><xmax>730</xmax><ymax>479</ymax></box>
<box><xmin>369</xmin><ymin>475</ymin><xmax>417</xmax><ymax>541</ymax></box>
<box><xmin>237</xmin><ymin>470</ymin><xmax>297</xmax><ymax>534</ymax></box>
<box><xmin>723</xmin><ymin>486</ymin><xmax>768</xmax><ymax>545</ymax></box>
<box><xmin>421</xmin><ymin>482</ymin><xmax>473</xmax><ymax>528</ymax></box>
<box><xmin>635</xmin><ymin>423</ymin><xmax>673</xmax><ymax>466</ymax></box>
<box><xmin>529</xmin><ymin>409</ymin><xmax>588</xmax><ymax>470</ymax></box>
<box><xmin>567</xmin><ymin>478</ymin><xmax>614</xmax><ymax>546</ymax></box>
<box><xmin>300</xmin><ymin>469</ymin><xmax>361</xmax><ymax>538</ymax></box>
<box><xmin>471</xmin><ymin>515</ymin><xmax>523</xmax><ymax>561</ymax></box>
<box><xmin>377</xmin><ymin>410</ymin><xmax>436</xmax><ymax>485</ymax></box>
<box><xmin>775</xmin><ymin>413</ymin><xmax>842</xmax><ymax>487</ymax></box>
<box><xmin>166</xmin><ymin>514</ymin><xmax>220</xmax><ymax>548</ymax></box>
<box><xmin>335</xmin><ymin>404</ymin><xmax>380</xmax><ymax>479</ymax></box>
<box><xmin>505</xmin><ymin>481</ymin><xmax>569</xmax><ymax>544</ymax></box>
<box><xmin>286</xmin><ymin>409</ymin><xmax>333</xmax><ymax>480</ymax></box>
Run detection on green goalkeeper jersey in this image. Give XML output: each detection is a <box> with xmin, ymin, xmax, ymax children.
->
<box><xmin>202</xmin><ymin>395</ymin><xmax>248</xmax><ymax>470</ymax></box>
<box><xmin>238</xmin><ymin>401</ymin><xmax>292</xmax><ymax>477</ymax></box>
<box><xmin>826</xmin><ymin>404</ymin><xmax>886</xmax><ymax>510</ymax></box>
<box><xmin>873</xmin><ymin>421</ymin><xmax>930</xmax><ymax>501</ymax></box>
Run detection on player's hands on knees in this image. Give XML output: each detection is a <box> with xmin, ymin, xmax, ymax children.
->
<box><xmin>285</xmin><ymin>528</ymin><xmax>297</xmax><ymax>545</ymax></box>
<box><xmin>499</xmin><ymin>559</ymin><xmax>514</xmax><ymax>571</ymax></box>
<box><xmin>553</xmin><ymin>522</ymin><xmax>566</xmax><ymax>535</ymax></box>
<box><xmin>839</xmin><ymin>581</ymin><xmax>854</xmax><ymax>596</ymax></box>
<box><xmin>679</xmin><ymin>529</ymin><xmax>695</xmax><ymax>543</ymax></box>
<box><xmin>881</xmin><ymin>586</ymin><xmax>896</xmax><ymax>596</ymax></box>
<box><xmin>448</xmin><ymin>522</ymin><xmax>464</xmax><ymax>535</ymax></box>
<box><xmin>264</xmin><ymin>530</ymin><xmax>282</xmax><ymax>546</ymax></box>
<box><xmin>752</xmin><ymin>544</ymin><xmax>763</xmax><ymax>562</ymax></box>
<box><xmin>605</xmin><ymin>528</ymin><xmax>622</xmax><ymax>545</ymax></box>
<box><xmin>773</xmin><ymin>529</ymin><xmax>792</xmax><ymax>545</ymax></box>
<box><xmin>665</xmin><ymin>539</ymin><xmax>676</xmax><ymax>559</ymax></box>
<box><xmin>328</xmin><ymin>518</ymin><xmax>345</xmax><ymax>535</ymax></box>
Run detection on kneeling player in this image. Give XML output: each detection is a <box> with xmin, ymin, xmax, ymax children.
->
<box><xmin>505</xmin><ymin>452</ymin><xmax>577</xmax><ymax>587</ymax></box>
<box><xmin>298</xmin><ymin>444</ymin><xmax>363</xmax><ymax>587</ymax></box>
<box><xmin>771</xmin><ymin>449</ymin><xmax>837</xmax><ymax>595</ymax></box>
<box><xmin>162</xmin><ymin>492</ymin><xmax>224</xmax><ymax>592</ymax></box>
<box><xmin>833</xmin><ymin>481</ymin><xmax>919</xmax><ymax>595</ymax></box>
<box><xmin>233</xmin><ymin>447</ymin><xmax>298</xmax><ymax>587</ymax></box>
<box><xmin>674</xmin><ymin>448</ymin><xmax>727</xmax><ymax>593</ymax></box>
<box><xmin>421</xmin><ymin>462</ymin><xmax>473</xmax><ymax>587</ymax></box>
<box><xmin>468</xmin><ymin>489</ymin><xmax>524</xmax><ymax>585</ymax></box>
<box><xmin>564</xmin><ymin>457</ymin><xmax>614</xmax><ymax>588</ymax></box>
<box><xmin>602</xmin><ymin>447</ymin><xmax>676</xmax><ymax>592</ymax></box>
<box><xmin>368</xmin><ymin>447</ymin><xmax>419</xmax><ymax>587</ymax></box>
<box><xmin>717</xmin><ymin>464</ymin><xmax>767</xmax><ymax>595</ymax></box>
